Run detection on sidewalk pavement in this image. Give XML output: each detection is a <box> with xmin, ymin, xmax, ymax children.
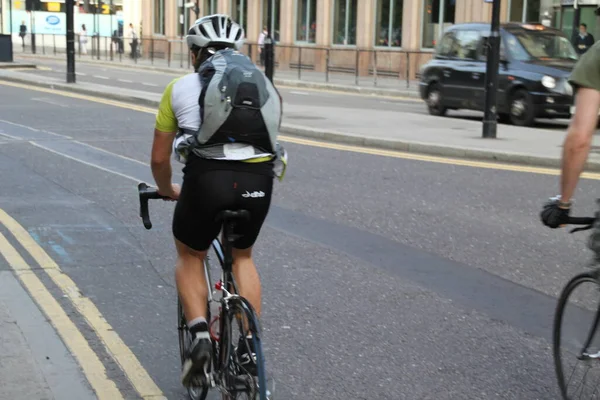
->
<box><xmin>0</xmin><ymin>271</ymin><xmax>97</xmax><ymax>399</ymax></box>
<box><xmin>0</xmin><ymin>66</ymin><xmax>594</xmax><ymax>172</ymax></box>
<box><xmin>14</xmin><ymin>53</ymin><xmax>422</xmax><ymax>99</ymax></box>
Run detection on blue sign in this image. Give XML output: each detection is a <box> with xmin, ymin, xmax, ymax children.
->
<box><xmin>46</xmin><ymin>15</ymin><xmax>60</xmax><ymax>25</ymax></box>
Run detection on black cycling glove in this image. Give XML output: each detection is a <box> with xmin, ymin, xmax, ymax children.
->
<box><xmin>541</xmin><ymin>198</ymin><xmax>570</xmax><ymax>228</ymax></box>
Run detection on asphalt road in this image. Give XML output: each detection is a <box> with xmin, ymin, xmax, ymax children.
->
<box><xmin>18</xmin><ymin>57</ymin><xmax>569</xmax><ymax>131</ymax></box>
<box><xmin>0</xmin><ymin>82</ymin><xmax>593</xmax><ymax>399</ymax></box>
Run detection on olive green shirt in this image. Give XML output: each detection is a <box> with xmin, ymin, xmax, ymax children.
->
<box><xmin>569</xmin><ymin>40</ymin><xmax>600</xmax><ymax>91</ymax></box>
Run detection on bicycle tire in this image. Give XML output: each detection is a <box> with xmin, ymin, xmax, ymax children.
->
<box><xmin>219</xmin><ymin>297</ymin><xmax>268</xmax><ymax>400</ymax></box>
<box><xmin>553</xmin><ymin>271</ymin><xmax>600</xmax><ymax>400</ymax></box>
<box><xmin>178</xmin><ymin>296</ymin><xmax>210</xmax><ymax>400</ymax></box>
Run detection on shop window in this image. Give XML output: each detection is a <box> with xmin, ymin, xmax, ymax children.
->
<box><xmin>421</xmin><ymin>0</ymin><xmax>455</xmax><ymax>48</ymax></box>
<box><xmin>375</xmin><ymin>0</ymin><xmax>403</xmax><ymax>47</ymax></box>
<box><xmin>296</xmin><ymin>0</ymin><xmax>317</xmax><ymax>42</ymax></box>
<box><xmin>333</xmin><ymin>0</ymin><xmax>358</xmax><ymax>45</ymax></box>
<box><xmin>261</xmin><ymin>0</ymin><xmax>281</xmax><ymax>41</ymax></box>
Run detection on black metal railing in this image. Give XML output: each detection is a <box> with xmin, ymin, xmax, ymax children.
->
<box><xmin>14</xmin><ymin>33</ymin><xmax>431</xmax><ymax>89</ymax></box>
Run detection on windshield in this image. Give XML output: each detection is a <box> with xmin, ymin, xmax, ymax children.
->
<box><xmin>504</xmin><ymin>29</ymin><xmax>578</xmax><ymax>62</ymax></box>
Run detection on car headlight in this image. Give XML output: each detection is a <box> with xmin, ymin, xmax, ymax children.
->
<box><xmin>564</xmin><ymin>81</ymin><xmax>573</xmax><ymax>96</ymax></box>
<box><xmin>542</xmin><ymin>75</ymin><xmax>556</xmax><ymax>89</ymax></box>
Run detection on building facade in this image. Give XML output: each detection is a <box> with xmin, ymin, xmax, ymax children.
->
<box><xmin>145</xmin><ymin>0</ymin><xmax>587</xmax><ymax>77</ymax></box>
<box><xmin>144</xmin><ymin>0</ymin><xmax>599</xmax><ymax>77</ymax></box>
<box><xmin>144</xmin><ymin>0</ymin><xmax>592</xmax><ymax>48</ymax></box>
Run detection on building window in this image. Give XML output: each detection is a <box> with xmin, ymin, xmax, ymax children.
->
<box><xmin>154</xmin><ymin>0</ymin><xmax>165</xmax><ymax>35</ymax></box>
<box><xmin>204</xmin><ymin>0</ymin><xmax>217</xmax><ymax>14</ymax></box>
<box><xmin>230</xmin><ymin>0</ymin><xmax>248</xmax><ymax>30</ymax></box>
<box><xmin>296</xmin><ymin>0</ymin><xmax>317</xmax><ymax>42</ymax></box>
<box><xmin>262</xmin><ymin>0</ymin><xmax>281</xmax><ymax>41</ymax></box>
<box><xmin>375</xmin><ymin>0</ymin><xmax>403</xmax><ymax>47</ymax></box>
<box><xmin>421</xmin><ymin>0</ymin><xmax>455</xmax><ymax>48</ymax></box>
<box><xmin>333</xmin><ymin>0</ymin><xmax>358</xmax><ymax>45</ymax></box>
<box><xmin>508</xmin><ymin>0</ymin><xmax>540</xmax><ymax>22</ymax></box>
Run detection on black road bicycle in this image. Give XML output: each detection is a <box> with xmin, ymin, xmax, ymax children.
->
<box><xmin>552</xmin><ymin>202</ymin><xmax>600</xmax><ymax>399</ymax></box>
<box><xmin>138</xmin><ymin>182</ymin><xmax>271</xmax><ymax>400</ymax></box>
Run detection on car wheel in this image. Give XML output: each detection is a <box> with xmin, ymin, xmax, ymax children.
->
<box><xmin>509</xmin><ymin>89</ymin><xmax>535</xmax><ymax>127</ymax></box>
<box><xmin>426</xmin><ymin>83</ymin><xmax>447</xmax><ymax>117</ymax></box>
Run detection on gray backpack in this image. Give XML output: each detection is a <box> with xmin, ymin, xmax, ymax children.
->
<box><xmin>195</xmin><ymin>48</ymin><xmax>282</xmax><ymax>155</ymax></box>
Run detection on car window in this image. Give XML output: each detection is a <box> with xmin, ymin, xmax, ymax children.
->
<box><xmin>436</xmin><ymin>32</ymin><xmax>456</xmax><ymax>58</ymax></box>
<box><xmin>478</xmin><ymin>36</ymin><xmax>508</xmax><ymax>61</ymax></box>
<box><xmin>454</xmin><ymin>30</ymin><xmax>481</xmax><ymax>60</ymax></box>
<box><xmin>504</xmin><ymin>29</ymin><xmax>578</xmax><ymax>61</ymax></box>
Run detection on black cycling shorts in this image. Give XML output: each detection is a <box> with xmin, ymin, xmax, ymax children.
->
<box><xmin>173</xmin><ymin>158</ymin><xmax>273</xmax><ymax>252</ymax></box>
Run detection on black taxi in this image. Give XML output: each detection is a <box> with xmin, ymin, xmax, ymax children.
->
<box><xmin>418</xmin><ymin>22</ymin><xmax>578</xmax><ymax>126</ymax></box>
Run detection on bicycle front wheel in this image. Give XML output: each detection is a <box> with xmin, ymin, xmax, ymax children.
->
<box><xmin>554</xmin><ymin>271</ymin><xmax>600</xmax><ymax>399</ymax></box>
<box><xmin>219</xmin><ymin>297</ymin><xmax>269</xmax><ymax>400</ymax></box>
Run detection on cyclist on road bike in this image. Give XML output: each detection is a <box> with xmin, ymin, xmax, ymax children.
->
<box><xmin>149</xmin><ymin>14</ymin><xmax>285</xmax><ymax>388</ymax></box>
<box><xmin>541</xmin><ymin>41</ymin><xmax>600</xmax><ymax>227</ymax></box>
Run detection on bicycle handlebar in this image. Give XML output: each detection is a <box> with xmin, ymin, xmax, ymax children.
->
<box><xmin>567</xmin><ymin>216</ymin><xmax>596</xmax><ymax>225</ymax></box>
<box><xmin>565</xmin><ymin>215</ymin><xmax>597</xmax><ymax>233</ymax></box>
<box><xmin>138</xmin><ymin>182</ymin><xmax>170</xmax><ymax>230</ymax></box>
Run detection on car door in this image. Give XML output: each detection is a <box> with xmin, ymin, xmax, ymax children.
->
<box><xmin>478</xmin><ymin>34</ymin><xmax>512</xmax><ymax>114</ymax></box>
<box><xmin>452</xmin><ymin>29</ymin><xmax>485</xmax><ymax>110</ymax></box>
<box><xmin>433</xmin><ymin>32</ymin><xmax>461</xmax><ymax>107</ymax></box>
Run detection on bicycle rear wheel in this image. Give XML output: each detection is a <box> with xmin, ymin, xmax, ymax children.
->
<box><xmin>554</xmin><ymin>271</ymin><xmax>600</xmax><ymax>399</ymax></box>
<box><xmin>178</xmin><ymin>297</ymin><xmax>210</xmax><ymax>400</ymax></box>
<box><xmin>219</xmin><ymin>297</ymin><xmax>269</xmax><ymax>400</ymax></box>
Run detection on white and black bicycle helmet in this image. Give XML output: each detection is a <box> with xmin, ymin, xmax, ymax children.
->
<box><xmin>186</xmin><ymin>14</ymin><xmax>245</xmax><ymax>51</ymax></box>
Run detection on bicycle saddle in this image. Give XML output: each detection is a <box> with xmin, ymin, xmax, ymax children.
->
<box><xmin>216</xmin><ymin>210</ymin><xmax>251</xmax><ymax>223</ymax></box>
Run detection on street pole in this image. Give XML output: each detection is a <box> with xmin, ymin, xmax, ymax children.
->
<box><xmin>30</xmin><ymin>9</ymin><xmax>36</xmax><ymax>53</ymax></box>
<box><xmin>482</xmin><ymin>0</ymin><xmax>501</xmax><ymax>139</ymax></box>
<box><xmin>573</xmin><ymin>0</ymin><xmax>581</xmax><ymax>43</ymax></box>
<box><xmin>9</xmin><ymin>0</ymin><xmax>13</xmax><ymax>35</ymax></box>
<box><xmin>66</xmin><ymin>0</ymin><xmax>76</xmax><ymax>83</ymax></box>
<box><xmin>264</xmin><ymin>0</ymin><xmax>274</xmax><ymax>82</ymax></box>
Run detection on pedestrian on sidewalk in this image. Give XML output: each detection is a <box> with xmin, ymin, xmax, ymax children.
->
<box><xmin>19</xmin><ymin>21</ymin><xmax>27</xmax><ymax>51</ymax></box>
<box><xmin>573</xmin><ymin>23</ymin><xmax>595</xmax><ymax>55</ymax></box>
<box><xmin>129</xmin><ymin>23</ymin><xmax>138</xmax><ymax>59</ymax></box>
<box><xmin>79</xmin><ymin>24</ymin><xmax>88</xmax><ymax>55</ymax></box>
<box><xmin>257</xmin><ymin>26</ymin><xmax>267</xmax><ymax>66</ymax></box>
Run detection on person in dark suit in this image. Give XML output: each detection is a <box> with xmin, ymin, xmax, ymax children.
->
<box><xmin>19</xmin><ymin>21</ymin><xmax>27</xmax><ymax>49</ymax></box>
<box><xmin>574</xmin><ymin>23</ymin><xmax>595</xmax><ymax>55</ymax></box>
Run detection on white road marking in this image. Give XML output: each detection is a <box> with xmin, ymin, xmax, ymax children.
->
<box><xmin>289</xmin><ymin>91</ymin><xmax>311</xmax><ymax>96</ymax></box>
<box><xmin>142</xmin><ymin>82</ymin><xmax>158</xmax><ymax>87</ymax></box>
<box><xmin>29</xmin><ymin>141</ymin><xmax>140</xmax><ymax>183</ymax></box>
<box><xmin>118</xmin><ymin>79</ymin><xmax>133</xmax><ymax>83</ymax></box>
<box><xmin>75</xmin><ymin>72</ymin><xmax>86</xmax><ymax>76</ymax></box>
<box><xmin>94</xmin><ymin>75</ymin><xmax>110</xmax><ymax>80</ymax></box>
<box><xmin>0</xmin><ymin>119</ymin><xmax>40</xmax><ymax>132</ymax></box>
<box><xmin>0</xmin><ymin>132</ymin><xmax>21</xmax><ymax>140</ymax></box>
<box><xmin>32</xmin><ymin>97</ymin><xmax>69</xmax><ymax>108</ymax></box>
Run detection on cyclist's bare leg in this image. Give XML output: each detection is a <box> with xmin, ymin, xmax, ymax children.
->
<box><xmin>175</xmin><ymin>239</ymin><xmax>209</xmax><ymax>323</ymax></box>
<box><xmin>232</xmin><ymin>246</ymin><xmax>261</xmax><ymax>317</ymax></box>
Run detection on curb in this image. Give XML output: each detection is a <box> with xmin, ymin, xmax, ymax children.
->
<box><xmin>0</xmin><ymin>74</ymin><xmax>161</xmax><ymax>108</ymax></box>
<box><xmin>14</xmin><ymin>53</ymin><xmax>421</xmax><ymax>99</ymax></box>
<box><xmin>0</xmin><ymin>63</ymin><xmax>37</xmax><ymax>69</ymax></box>
<box><xmin>2</xmin><ymin>74</ymin><xmax>595</xmax><ymax>172</ymax></box>
<box><xmin>280</xmin><ymin>124</ymin><xmax>589</xmax><ymax>170</ymax></box>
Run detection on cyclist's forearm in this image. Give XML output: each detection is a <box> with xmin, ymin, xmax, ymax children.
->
<box><xmin>151</xmin><ymin>161</ymin><xmax>173</xmax><ymax>193</ymax></box>
<box><xmin>560</xmin><ymin>129</ymin><xmax>592</xmax><ymax>203</ymax></box>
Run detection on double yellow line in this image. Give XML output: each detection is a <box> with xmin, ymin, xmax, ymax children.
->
<box><xmin>0</xmin><ymin>209</ymin><xmax>166</xmax><ymax>400</ymax></box>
